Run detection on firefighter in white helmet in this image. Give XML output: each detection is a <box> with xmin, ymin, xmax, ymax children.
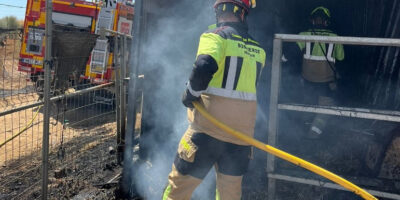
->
<box><xmin>163</xmin><ymin>0</ymin><xmax>265</xmax><ymax>199</ymax></box>
<box><xmin>297</xmin><ymin>6</ymin><xmax>345</xmax><ymax>139</ymax></box>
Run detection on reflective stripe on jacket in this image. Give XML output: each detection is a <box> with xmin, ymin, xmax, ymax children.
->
<box><xmin>196</xmin><ymin>24</ymin><xmax>266</xmax><ymax>101</ymax></box>
<box><xmin>297</xmin><ymin>29</ymin><xmax>344</xmax><ymax>82</ymax></box>
<box><xmin>187</xmin><ymin>22</ymin><xmax>266</xmax><ymax>145</ymax></box>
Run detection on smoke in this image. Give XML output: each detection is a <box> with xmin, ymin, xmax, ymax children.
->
<box><xmin>127</xmin><ymin>1</ymin><xmax>400</xmax><ymax>199</ymax></box>
<box><xmin>129</xmin><ymin>1</ymin><xmax>289</xmax><ymax>199</ymax></box>
<box><xmin>130</xmin><ymin>1</ymin><xmax>216</xmax><ymax>199</ymax></box>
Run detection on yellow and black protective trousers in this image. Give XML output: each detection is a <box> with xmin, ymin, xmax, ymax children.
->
<box><xmin>163</xmin><ymin>129</ymin><xmax>251</xmax><ymax>200</ymax></box>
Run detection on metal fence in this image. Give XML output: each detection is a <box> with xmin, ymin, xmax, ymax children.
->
<box><xmin>267</xmin><ymin>34</ymin><xmax>400</xmax><ymax>200</ymax></box>
<box><xmin>0</xmin><ymin>31</ymin><xmax>39</xmax><ymax>165</ymax></box>
<box><xmin>0</xmin><ymin>29</ymin><xmax>125</xmax><ymax>199</ymax></box>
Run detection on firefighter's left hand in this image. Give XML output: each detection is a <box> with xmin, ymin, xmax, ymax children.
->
<box><xmin>182</xmin><ymin>89</ymin><xmax>200</xmax><ymax>108</ymax></box>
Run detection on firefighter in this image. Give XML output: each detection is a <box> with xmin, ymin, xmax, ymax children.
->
<box><xmin>297</xmin><ymin>6</ymin><xmax>345</xmax><ymax>138</ymax></box>
<box><xmin>163</xmin><ymin>0</ymin><xmax>266</xmax><ymax>199</ymax></box>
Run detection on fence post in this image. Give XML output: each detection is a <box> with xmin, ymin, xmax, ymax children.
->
<box><xmin>120</xmin><ymin>35</ymin><xmax>127</xmax><ymax>146</ymax></box>
<box><xmin>114</xmin><ymin>35</ymin><xmax>123</xmax><ymax>163</ymax></box>
<box><xmin>41</xmin><ymin>0</ymin><xmax>53</xmax><ymax>199</ymax></box>
<box><xmin>267</xmin><ymin>37</ymin><xmax>283</xmax><ymax>200</ymax></box>
<box><xmin>122</xmin><ymin>0</ymin><xmax>143</xmax><ymax>196</ymax></box>
<box><xmin>119</xmin><ymin>35</ymin><xmax>127</xmax><ymax>159</ymax></box>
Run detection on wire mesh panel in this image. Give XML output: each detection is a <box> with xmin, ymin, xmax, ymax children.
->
<box><xmin>0</xmin><ymin>29</ymin><xmax>121</xmax><ymax>199</ymax></box>
<box><xmin>44</xmin><ymin>88</ymin><xmax>117</xmax><ymax>200</ymax></box>
<box><xmin>0</xmin><ymin>31</ymin><xmax>39</xmax><ymax>165</ymax></box>
<box><xmin>0</xmin><ymin>31</ymin><xmax>38</xmax><ymax>108</ymax></box>
<box><xmin>0</xmin><ymin>88</ymin><xmax>117</xmax><ymax>199</ymax></box>
<box><xmin>0</xmin><ymin>30</ymin><xmax>44</xmax><ymax>199</ymax></box>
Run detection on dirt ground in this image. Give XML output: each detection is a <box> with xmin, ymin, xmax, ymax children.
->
<box><xmin>0</xmin><ymin>36</ymin><xmax>30</xmax><ymax>92</ymax></box>
<box><xmin>0</xmin><ymin>121</ymin><xmax>119</xmax><ymax>200</ymax></box>
<box><xmin>0</xmin><ymin>93</ymin><xmax>123</xmax><ymax>200</ymax></box>
<box><xmin>0</xmin><ymin>37</ymin><xmax>42</xmax><ymax>165</ymax></box>
<box><xmin>0</xmin><ymin>100</ymin><xmax>112</xmax><ymax>166</ymax></box>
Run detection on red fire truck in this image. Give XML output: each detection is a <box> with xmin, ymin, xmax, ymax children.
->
<box><xmin>84</xmin><ymin>2</ymin><xmax>134</xmax><ymax>84</ymax></box>
<box><xmin>19</xmin><ymin>0</ymin><xmax>134</xmax><ymax>95</ymax></box>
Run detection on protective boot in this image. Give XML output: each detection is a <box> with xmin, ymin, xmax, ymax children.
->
<box><xmin>306</xmin><ymin>95</ymin><xmax>334</xmax><ymax>139</ymax></box>
<box><xmin>307</xmin><ymin>116</ymin><xmax>328</xmax><ymax>139</ymax></box>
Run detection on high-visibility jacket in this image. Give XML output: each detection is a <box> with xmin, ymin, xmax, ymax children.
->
<box><xmin>297</xmin><ymin>29</ymin><xmax>345</xmax><ymax>82</ymax></box>
<box><xmin>186</xmin><ymin>22</ymin><xmax>266</xmax><ymax>145</ymax></box>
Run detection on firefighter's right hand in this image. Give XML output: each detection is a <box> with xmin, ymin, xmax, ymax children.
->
<box><xmin>182</xmin><ymin>89</ymin><xmax>200</xmax><ymax>108</ymax></box>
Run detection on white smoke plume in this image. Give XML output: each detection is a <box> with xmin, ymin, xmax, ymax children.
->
<box><xmin>130</xmin><ymin>1</ymin><xmax>217</xmax><ymax>199</ymax></box>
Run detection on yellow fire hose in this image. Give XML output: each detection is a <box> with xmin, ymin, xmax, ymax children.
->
<box><xmin>192</xmin><ymin>102</ymin><xmax>377</xmax><ymax>200</ymax></box>
<box><xmin>0</xmin><ymin>106</ymin><xmax>42</xmax><ymax>149</ymax></box>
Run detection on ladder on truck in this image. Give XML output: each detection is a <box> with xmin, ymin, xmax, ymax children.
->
<box><xmin>89</xmin><ymin>1</ymin><xmax>116</xmax><ymax>83</ymax></box>
<box><xmin>267</xmin><ymin>34</ymin><xmax>400</xmax><ymax>200</ymax></box>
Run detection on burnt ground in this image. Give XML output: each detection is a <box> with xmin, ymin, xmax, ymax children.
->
<box><xmin>0</xmin><ymin>121</ymin><xmax>120</xmax><ymax>200</ymax></box>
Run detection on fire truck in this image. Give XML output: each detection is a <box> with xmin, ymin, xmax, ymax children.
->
<box><xmin>18</xmin><ymin>0</ymin><xmax>134</xmax><ymax>96</ymax></box>
<box><xmin>84</xmin><ymin>1</ymin><xmax>134</xmax><ymax>85</ymax></box>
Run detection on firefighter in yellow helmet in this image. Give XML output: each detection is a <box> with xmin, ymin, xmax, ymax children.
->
<box><xmin>163</xmin><ymin>0</ymin><xmax>265</xmax><ymax>199</ymax></box>
<box><xmin>296</xmin><ymin>6</ymin><xmax>345</xmax><ymax>139</ymax></box>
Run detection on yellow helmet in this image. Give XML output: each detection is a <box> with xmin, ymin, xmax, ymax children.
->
<box><xmin>311</xmin><ymin>6</ymin><xmax>331</xmax><ymax>19</ymax></box>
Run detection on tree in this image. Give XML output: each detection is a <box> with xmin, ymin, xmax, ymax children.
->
<box><xmin>0</xmin><ymin>16</ymin><xmax>20</xmax><ymax>29</ymax></box>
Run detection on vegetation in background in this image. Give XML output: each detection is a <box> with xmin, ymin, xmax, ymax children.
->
<box><xmin>0</xmin><ymin>16</ymin><xmax>22</xmax><ymax>29</ymax></box>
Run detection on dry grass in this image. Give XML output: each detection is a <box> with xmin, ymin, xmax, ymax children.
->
<box><xmin>0</xmin><ymin>38</ymin><xmax>32</xmax><ymax>92</ymax></box>
<box><xmin>0</xmin><ymin>122</ymin><xmax>118</xmax><ymax>200</ymax></box>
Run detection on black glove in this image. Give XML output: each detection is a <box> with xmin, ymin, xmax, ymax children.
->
<box><xmin>182</xmin><ymin>89</ymin><xmax>200</xmax><ymax>108</ymax></box>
